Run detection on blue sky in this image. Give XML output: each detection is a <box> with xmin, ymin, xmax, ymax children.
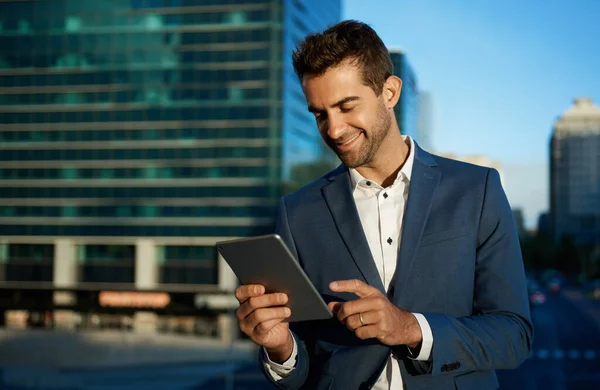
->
<box><xmin>343</xmin><ymin>0</ymin><xmax>600</xmax><ymax>228</ymax></box>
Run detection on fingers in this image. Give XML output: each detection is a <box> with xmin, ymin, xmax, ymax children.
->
<box><xmin>235</xmin><ymin>284</ymin><xmax>265</xmax><ymax>303</ymax></box>
<box><xmin>327</xmin><ymin>301</ymin><xmax>344</xmax><ymax>314</ymax></box>
<box><xmin>345</xmin><ymin>311</ymin><xmax>382</xmax><ymax>331</ymax></box>
<box><xmin>354</xmin><ymin>324</ymin><xmax>379</xmax><ymax>340</ymax></box>
<box><xmin>335</xmin><ymin>296</ymin><xmax>386</xmax><ymax>322</ymax></box>
<box><xmin>329</xmin><ymin>279</ymin><xmax>380</xmax><ymax>298</ymax></box>
<box><xmin>240</xmin><ymin>306</ymin><xmax>291</xmax><ymax>336</ymax></box>
<box><xmin>236</xmin><ymin>292</ymin><xmax>288</xmax><ymax>321</ymax></box>
<box><xmin>254</xmin><ymin>316</ymin><xmax>289</xmax><ymax>337</ymax></box>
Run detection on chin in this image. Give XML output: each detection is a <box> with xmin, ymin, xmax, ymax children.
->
<box><xmin>339</xmin><ymin>154</ymin><xmax>365</xmax><ymax>169</ymax></box>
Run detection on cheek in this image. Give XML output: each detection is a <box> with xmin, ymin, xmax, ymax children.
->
<box><xmin>346</xmin><ymin>111</ymin><xmax>368</xmax><ymax>130</ymax></box>
<box><xmin>317</xmin><ymin>122</ymin><xmax>329</xmax><ymax>138</ymax></box>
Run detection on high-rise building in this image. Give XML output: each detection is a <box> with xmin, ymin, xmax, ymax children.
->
<box><xmin>0</xmin><ymin>0</ymin><xmax>340</xmax><ymax>335</ymax></box>
<box><xmin>537</xmin><ymin>212</ymin><xmax>550</xmax><ymax>237</ymax></box>
<box><xmin>389</xmin><ymin>50</ymin><xmax>419</xmax><ymax>141</ymax></box>
<box><xmin>417</xmin><ymin>90</ymin><xmax>434</xmax><ymax>152</ymax></box>
<box><xmin>550</xmin><ymin>97</ymin><xmax>600</xmax><ymax>245</ymax></box>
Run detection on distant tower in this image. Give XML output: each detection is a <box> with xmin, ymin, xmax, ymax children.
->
<box><xmin>389</xmin><ymin>50</ymin><xmax>419</xmax><ymax>141</ymax></box>
<box><xmin>550</xmin><ymin>98</ymin><xmax>600</xmax><ymax>245</ymax></box>
<box><xmin>417</xmin><ymin>91</ymin><xmax>434</xmax><ymax>151</ymax></box>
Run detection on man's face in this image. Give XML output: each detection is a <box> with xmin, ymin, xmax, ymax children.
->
<box><xmin>302</xmin><ymin>60</ymin><xmax>392</xmax><ymax>168</ymax></box>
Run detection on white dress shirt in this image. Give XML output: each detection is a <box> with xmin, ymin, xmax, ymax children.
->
<box><xmin>264</xmin><ymin>136</ymin><xmax>434</xmax><ymax>389</ymax></box>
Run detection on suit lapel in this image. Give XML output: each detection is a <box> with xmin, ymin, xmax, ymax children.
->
<box><xmin>322</xmin><ymin>166</ymin><xmax>386</xmax><ymax>294</ymax></box>
<box><xmin>392</xmin><ymin>146</ymin><xmax>441</xmax><ymax>303</ymax></box>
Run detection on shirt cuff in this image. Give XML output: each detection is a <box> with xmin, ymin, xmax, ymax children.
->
<box><xmin>262</xmin><ymin>331</ymin><xmax>298</xmax><ymax>381</ymax></box>
<box><xmin>408</xmin><ymin>313</ymin><xmax>433</xmax><ymax>361</ymax></box>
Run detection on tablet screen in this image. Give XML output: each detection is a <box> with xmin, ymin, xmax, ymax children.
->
<box><xmin>217</xmin><ymin>234</ymin><xmax>333</xmax><ymax>322</ymax></box>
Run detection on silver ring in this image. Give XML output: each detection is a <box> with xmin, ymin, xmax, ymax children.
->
<box><xmin>359</xmin><ymin>312</ymin><xmax>365</xmax><ymax>326</ymax></box>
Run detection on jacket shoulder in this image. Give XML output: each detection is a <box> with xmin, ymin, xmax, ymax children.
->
<box><xmin>282</xmin><ymin>165</ymin><xmax>344</xmax><ymax>206</ymax></box>
<box><xmin>431</xmin><ymin>153</ymin><xmax>498</xmax><ymax>181</ymax></box>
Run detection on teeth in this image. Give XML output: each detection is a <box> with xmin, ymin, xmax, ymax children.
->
<box><xmin>340</xmin><ymin>133</ymin><xmax>361</xmax><ymax>145</ymax></box>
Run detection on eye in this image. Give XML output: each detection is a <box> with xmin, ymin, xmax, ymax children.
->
<box><xmin>340</xmin><ymin>106</ymin><xmax>354</xmax><ymax>113</ymax></box>
<box><xmin>314</xmin><ymin>112</ymin><xmax>326</xmax><ymax>121</ymax></box>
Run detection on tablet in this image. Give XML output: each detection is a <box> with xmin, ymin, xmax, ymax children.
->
<box><xmin>216</xmin><ymin>234</ymin><xmax>333</xmax><ymax>322</ymax></box>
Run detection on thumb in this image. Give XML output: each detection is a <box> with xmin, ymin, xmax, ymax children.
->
<box><xmin>328</xmin><ymin>301</ymin><xmax>343</xmax><ymax>314</ymax></box>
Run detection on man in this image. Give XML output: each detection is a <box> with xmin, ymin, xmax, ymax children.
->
<box><xmin>235</xmin><ymin>20</ymin><xmax>533</xmax><ymax>390</ymax></box>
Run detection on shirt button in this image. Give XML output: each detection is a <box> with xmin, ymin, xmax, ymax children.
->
<box><xmin>387</xmin><ymin>237</ymin><xmax>393</xmax><ymax>245</ymax></box>
<box><xmin>366</xmin><ymin>181</ymin><xmax>371</xmax><ymax>186</ymax></box>
<box><xmin>383</xmin><ymin>193</ymin><xmax>388</xmax><ymax>199</ymax></box>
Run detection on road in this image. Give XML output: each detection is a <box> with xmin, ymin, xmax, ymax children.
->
<box><xmin>2</xmin><ymin>292</ymin><xmax>597</xmax><ymax>389</ymax></box>
<box><xmin>498</xmin><ymin>292</ymin><xmax>600</xmax><ymax>390</ymax></box>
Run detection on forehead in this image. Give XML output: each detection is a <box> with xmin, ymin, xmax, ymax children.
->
<box><xmin>301</xmin><ymin>61</ymin><xmax>375</xmax><ymax>106</ymax></box>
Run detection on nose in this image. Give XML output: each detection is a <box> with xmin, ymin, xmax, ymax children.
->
<box><xmin>326</xmin><ymin>114</ymin><xmax>345</xmax><ymax>140</ymax></box>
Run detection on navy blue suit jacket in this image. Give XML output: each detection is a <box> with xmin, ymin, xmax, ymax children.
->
<box><xmin>261</xmin><ymin>143</ymin><xmax>533</xmax><ymax>390</ymax></box>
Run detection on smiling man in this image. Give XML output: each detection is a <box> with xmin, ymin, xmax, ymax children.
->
<box><xmin>234</xmin><ymin>20</ymin><xmax>533</xmax><ymax>390</ymax></box>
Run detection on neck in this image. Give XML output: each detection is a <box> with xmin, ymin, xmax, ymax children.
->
<box><xmin>355</xmin><ymin>131</ymin><xmax>410</xmax><ymax>188</ymax></box>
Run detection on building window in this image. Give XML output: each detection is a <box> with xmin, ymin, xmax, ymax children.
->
<box><xmin>18</xmin><ymin>19</ymin><xmax>31</xmax><ymax>34</ymax></box>
<box><xmin>159</xmin><ymin>246</ymin><xmax>217</xmax><ymax>285</ymax></box>
<box><xmin>65</xmin><ymin>16</ymin><xmax>82</xmax><ymax>32</ymax></box>
<box><xmin>62</xmin><ymin>206</ymin><xmax>77</xmax><ymax>218</ymax></box>
<box><xmin>99</xmin><ymin>169</ymin><xmax>113</xmax><ymax>179</ymax></box>
<box><xmin>141</xmin><ymin>205</ymin><xmax>157</xmax><ymax>218</ymax></box>
<box><xmin>1</xmin><ymin>207</ymin><xmax>15</xmax><ymax>216</ymax></box>
<box><xmin>144</xmin><ymin>166</ymin><xmax>158</xmax><ymax>179</ymax></box>
<box><xmin>116</xmin><ymin>206</ymin><xmax>132</xmax><ymax>217</ymax></box>
<box><xmin>5</xmin><ymin>244</ymin><xmax>53</xmax><ymax>282</ymax></box>
<box><xmin>55</xmin><ymin>92</ymin><xmax>87</xmax><ymax>105</ymax></box>
<box><xmin>55</xmin><ymin>53</ymin><xmax>90</xmax><ymax>69</ymax></box>
<box><xmin>143</xmin><ymin>14</ymin><xmax>163</xmax><ymax>30</ymax></box>
<box><xmin>228</xmin><ymin>86</ymin><xmax>244</xmax><ymax>102</ymax></box>
<box><xmin>225</xmin><ymin>11</ymin><xmax>246</xmax><ymax>25</ymax></box>
<box><xmin>79</xmin><ymin>245</ymin><xmax>135</xmax><ymax>284</ymax></box>
<box><xmin>62</xmin><ymin>168</ymin><xmax>78</xmax><ymax>180</ymax></box>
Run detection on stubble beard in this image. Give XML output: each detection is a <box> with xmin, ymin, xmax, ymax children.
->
<box><xmin>336</xmin><ymin>103</ymin><xmax>392</xmax><ymax>169</ymax></box>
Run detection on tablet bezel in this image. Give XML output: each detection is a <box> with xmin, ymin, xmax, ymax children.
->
<box><xmin>216</xmin><ymin>234</ymin><xmax>333</xmax><ymax>323</ymax></box>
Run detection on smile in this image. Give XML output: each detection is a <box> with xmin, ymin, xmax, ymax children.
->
<box><xmin>337</xmin><ymin>133</ymin><xmax>362</xmax><ymax>150</ymax></box>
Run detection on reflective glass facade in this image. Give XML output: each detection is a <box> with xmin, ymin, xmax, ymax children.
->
<box><xmin>1</xmin><ymin>244</ymin><xmax>54</xmax><ymax>282</ymax></box>
<box><xmin>0</xmin><ymin>0</ymin><xmax>341</xmax><ymax>285</ymax></box>
<box><xmin>551</xmin><ymin>132</ymin><xmax>600</xmax><ymax>245</ymax></box>
<box><xmin>0</xmin><ymin>0</ymin><xmax>340</xmax><ymax>237</ymax></box>
<box><xmin>281</xmin><ymin>0</ymin><xmax>341</xmax><ymax>190</ymax></box>
<box><xmin>389</xmin><ymin>51</ymin><xmax>419</xmax><ymax>141</ymax></box>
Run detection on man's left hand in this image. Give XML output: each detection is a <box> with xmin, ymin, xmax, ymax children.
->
<box><xmin>328</xmin><ymin>279</ymin><xmax>422</xmax><ymax>348</ymax></box>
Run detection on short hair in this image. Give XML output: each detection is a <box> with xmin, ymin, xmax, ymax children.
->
<box><xmin>292</xmin><ymin>20</ymin><xmax>393</xmax><ymax>96</ymax></box>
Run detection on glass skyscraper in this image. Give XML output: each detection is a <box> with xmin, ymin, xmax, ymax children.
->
<box><xmin>550</xmin><ymin>98</ymin><xmax>600</xmax><ymax>245</ymax></box>
<box><xmin>0</xmin><ymin>0</ymin><xmax>340</xmax><ymax>302</ymax></box>
<box><xmin>389</xmin><ymin>50</ymin><xmax>419</xmax><ymax>142</ymax></box>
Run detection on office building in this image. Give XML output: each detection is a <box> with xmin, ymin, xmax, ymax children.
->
<box><xmin>537</xmin><ymin>212</ymin><xmax>550</xmax><ymax>238</ymax></box>
<box><xmin>0</xmin><ymin>0</ymin><xmax>341</xmax><ymax>336</ymax></box>
<box><xmin>389</xmin><ymin>50</ymin><xmax>419</xmax><ymax>141</ymax></box>
<box><xmin>550</xmin><ymin>97</ymin><xmax>600</xmax><ymax>245</ymax></box>
<box><xmin>417</xmin><ymin>90</ymin><xmax>434</xmax><ymax>151</ymax></box>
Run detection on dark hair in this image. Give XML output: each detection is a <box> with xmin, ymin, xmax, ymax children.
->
<box><xmin>292</xmin><ymin>20</ymin><xmax>393</xmax><ymax>96</ymax></box>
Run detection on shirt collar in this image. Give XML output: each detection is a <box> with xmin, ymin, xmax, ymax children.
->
<box><xmin>349</xmin><ymin>135</ymin><xmax>415</xmax><ymax>190</ymax></box>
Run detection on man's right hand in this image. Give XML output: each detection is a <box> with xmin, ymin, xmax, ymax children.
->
<box><xmin>235</xmin><ymin>284</ymin><xmax>294</xmax><ymax>363</ymax></box>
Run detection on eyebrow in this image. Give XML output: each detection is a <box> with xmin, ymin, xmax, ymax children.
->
<box><xmin>308</xmin><ymin>96</ymin><xmax>361</xmax><ymax>113</ymax></box>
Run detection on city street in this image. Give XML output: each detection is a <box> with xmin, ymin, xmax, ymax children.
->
<box><xmin>498</xmin><ymin>291</ymin><xmax>600</xmax><ymax>390</ymax></box>
<box><xmin>2</xmin><ymin>290</ymin><xmax>598</xmax><ymax>390</ymax></box>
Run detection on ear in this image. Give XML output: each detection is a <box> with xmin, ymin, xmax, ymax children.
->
<box><xmin>382</xmin><ymin>75</ymin><xmax>402</xmax><ymax>109</ymax></box>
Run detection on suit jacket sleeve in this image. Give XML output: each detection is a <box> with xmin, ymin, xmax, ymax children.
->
<box><xmin>259</xmin><ymin>196</ymin><xmax>311</xmax><ymax>389</ymax></box>
<box><xmin>421</xmin><ymin>168</ymin><xmax>534</xmax><ymax>375</ymax></box>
